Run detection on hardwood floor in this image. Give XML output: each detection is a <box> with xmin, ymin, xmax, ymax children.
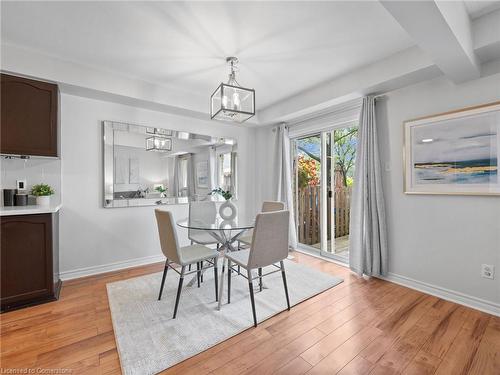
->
<box><xmin>1</xmin><ymin>252</ymin><xmax>498</xmax><ymax>374</ymax></box>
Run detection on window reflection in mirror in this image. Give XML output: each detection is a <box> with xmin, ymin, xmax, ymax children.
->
<box><xmin>103</xmin><ymin>121</ymin><xmax>237</xmax><ymax>208</ymax></box>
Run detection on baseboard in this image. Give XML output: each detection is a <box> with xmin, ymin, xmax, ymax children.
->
<box><xmin>60</xmin><ymin>254</ymin><xmax>165</xmax><ymax>281</ymax></box>
<box><xmin>378</xmin><ymin>272</ymin><xmax>500</xmax><ymax>317</ymax></box>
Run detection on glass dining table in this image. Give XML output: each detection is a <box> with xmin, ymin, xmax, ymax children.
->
<box><xmin>177</xmin><ymin>215</ymin><xmax>255</xmax><ymax>310</ymax></box>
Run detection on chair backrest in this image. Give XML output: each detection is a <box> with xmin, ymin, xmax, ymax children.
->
<box><xmin>188</xmin><ymin>201</ymin><xmax>217</xmax><ymax>240</ymax></box>
<box><xmin>248</xmin><ymin>210</ymin><xmax>289</xmax><ymax>269</ymax></box>
<box><xmin>155</xmin><ymin>209</ymin><xmax>181</xmax><ymax>264</ymax></box>
<box><xmin>261</xmin><ymin>201</ymin><xmax>285</xmax><ymax>213</ymax></box>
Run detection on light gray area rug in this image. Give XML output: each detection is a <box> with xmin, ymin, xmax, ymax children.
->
<box><xmin>107</xmin><ymin>259</ymin><xmax>343</xmax><ymax>375</ymax></box>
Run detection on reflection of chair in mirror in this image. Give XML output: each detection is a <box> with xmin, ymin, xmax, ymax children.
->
<box><xmin>188</xmin><ymin>201</ymin><xmax>221</xmax><ymax>275</ymax></box>
<box><xmin>155</xmin><ymin>210</ymin><xmax>219</xmax><ymax>319</ymax></box>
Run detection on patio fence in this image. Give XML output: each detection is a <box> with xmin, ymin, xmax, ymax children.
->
<box><xmin>296</xmin><ymin>185</ymin><xmax>352</xmax><ymax>245</ymax></box>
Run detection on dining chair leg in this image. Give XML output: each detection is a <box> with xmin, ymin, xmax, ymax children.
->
<box><xmin>280</xmin><ymin>261</ymin><xmax>291</xmax><ymax>311</ymax></box>
<box><xmin>197</xmin><ymin>262</ymin><xmax>201</xmax><ymax>288</ymax></box>
<box><xmin>214</xmin><ymin>257</ymin><xmax>219</xmax><ymax>302</ymax></box>
<box><xmin>227</xmin><ymin>259</ymin><xmax>232</xmax><ymax>304</ymax></box>
<box><xmin>201</xmin><ymin>261</ymin><xmax>204</xmax><ymax>283</ymax></box>
<box><xmin>247</xmin><ymin>269</ymin><xmax>257</xmax><ymax>327</ymax></box>
<box><xmin>238</xmin><ymin>265</ymin><xmax>241</xmax><ymax>275</ymax></box>
<box><xmin>173</xmin><ymin>266</ymin><xmax>186</xmax><ymax>319</ymax></box>
<box><xmin>158</xmin><ymin>260</ymin><xmax>169</xmax><ymax>300</ymax></box>
<box><xmin>258</xmin><ymin>268</ymin><xmax>263</xmax><ymax>292</ymax></box>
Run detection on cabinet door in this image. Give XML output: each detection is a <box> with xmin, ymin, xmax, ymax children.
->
<box><xmin>1</xmin><ymin>214</ymin><xmax>53</xmax><ymax>309</ymax></box>
<box><xmin>0</xmin><ymin>74</ymin><xmax>58</xmax><ymax>156</ymax></box>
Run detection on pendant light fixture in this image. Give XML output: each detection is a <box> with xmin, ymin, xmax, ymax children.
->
<box><xmin>210</xmin><ymin>57</ymin><xmax>255</xmax><ymax>123</ymax></box>
<box><xmin>146</xmin><ymin>136</ymin><xmax>172</xmax><ymax>152</ymax></box>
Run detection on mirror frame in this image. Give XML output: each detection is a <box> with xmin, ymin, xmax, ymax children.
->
<box><xmin>102</xmin><ymin>120</ymin><xmax>237</xmax><ymax>208</ymax></box>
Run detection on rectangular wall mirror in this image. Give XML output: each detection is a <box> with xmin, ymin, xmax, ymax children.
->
<box><xmin>103</xmin><ymin>121</ymin><xmax>237</xmax><ymax>208</ymax></box>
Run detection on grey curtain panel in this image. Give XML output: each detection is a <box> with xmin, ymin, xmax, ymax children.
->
<box><xmin>173</xmin><ymin>155</ymin><xmax>180</xmax><ymax>197</ymax></box>
<box><xmin>349</xmin><ymin>96</ymin><xmax>388</xmax><ymax>276</ymax></box>
<box><xmin>274</xmin><ymin>124</ymin><xmax>298</xmax><ymax>249</ymax></box>
<box><xmin>208</xmin><ymin>147</ymin><xmax>217</xmax><ymax>190</ymax></box>
<box><xmin>186</xmin><ymin>154</ymin><xmax>196</xmax><ymax>197</ymax></box>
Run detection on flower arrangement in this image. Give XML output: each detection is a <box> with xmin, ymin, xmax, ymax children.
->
<box><xmin>209</xmin><ymin>187</ymin><xmax>232</xmax><ymax>201</ymax></box>
<box><xmin>30</xmin><ymin>183</ymin><xmax>55</xmax><ymax>196</ymax></box>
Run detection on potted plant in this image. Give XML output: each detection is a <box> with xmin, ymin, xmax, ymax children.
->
<box><xmin>209</xmin><ymin>187</ymin><xmax>232</xmax><ymax>201</ymax></box>
<box><xmin>31</xmin><ymin>183</ymin><xmax>55</xmax><ymax>206</ymax></box>
<box><xmin>154</xmin><ymin>185</ymin><xmax>167</xmax><ymax>198</ymax></box>
<box><xmin>209</xmin><ymin>187</ymin><xmax>236</xmax><ymax>220</ymax></box>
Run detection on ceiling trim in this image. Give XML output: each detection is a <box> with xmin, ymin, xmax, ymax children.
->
<box><xmin>380</xmin><ymin>0</ymin><xmax>480</xmax><ymax>83</ymax></box>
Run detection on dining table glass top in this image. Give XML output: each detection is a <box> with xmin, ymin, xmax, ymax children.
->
<box><xmin>177</xmin><ymin>216</ymin><xmax>255</xmax><ymax>231</ymax></box>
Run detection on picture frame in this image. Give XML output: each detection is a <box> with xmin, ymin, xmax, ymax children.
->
<box><xmin>404</xmin><ymin>101</ymin><xmax>500</xmax><ymax>196</ymax></box>
<box><xmin>196</xmin><ymin>161</ymin><xmax>209</xmax><ymax>188</ymax></box>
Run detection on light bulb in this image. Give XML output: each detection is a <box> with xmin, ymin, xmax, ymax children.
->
<box><xmin>233</xmin><ymin>92</ymin><xmax>240</xmax><ymax>110</ymax></box>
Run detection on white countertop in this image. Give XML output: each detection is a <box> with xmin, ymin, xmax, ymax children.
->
<box><xmin>0</xmin><ymin>203</ymin><xmax>62</xmax><ymax>216</ymax></box>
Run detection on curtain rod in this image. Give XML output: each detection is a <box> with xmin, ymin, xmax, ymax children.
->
<box><xmin>271</xmin><ymin>94</ymin><xmax>386</xmax><ymax>131</ymax></box>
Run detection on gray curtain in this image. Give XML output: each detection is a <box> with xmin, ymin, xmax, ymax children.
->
<box><xmin>275</xmin><ymin>124</ymin><xmax>298</xmax><ymax>249</ymax></box>
<box><xmin>349</xmin><ymin>96</ymin><xmax>388</xmax><ymax>276</ymax></box>
<box><xmin>230</xmin><ymin>151</ymin><xmax>237</xmax><ymax>198</ymax></box>
<box><xmin>208</xmin><ymin>147</ymin><xmax>217</xmax><ymax>191</ymax></box>
<box><xmin>173</xmin><ymin>156</ymin><xmax>180</xmax><ymax>197</ymax></box>
<box><xmin>186</xmin><ymin>154</ymin><xmax>196</xmax><ymax>197</ymax></box>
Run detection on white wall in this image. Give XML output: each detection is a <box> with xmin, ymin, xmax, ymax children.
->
<box><xmin>253</xmin><ymin>73</ymin><xmax>500</xmax><ymax>313</ymax></box>
<box><xmin>59</xmin><ymin>93</ymin><xmax>256</xmax><ymax>277</ymax></box>
<box><xmin>376</xmin><ymin>73</ymin><xmax>500</xmax><ymax>308</ymax></box>
<box><xmin>254</xmin><ymin>126</ymin><xmax>277</xmax><ymax>210</ymax></box>
<box><xmin>1</xmin><ymin>157</ymin><xmax>61</xmax><ymax>205</ymax></box>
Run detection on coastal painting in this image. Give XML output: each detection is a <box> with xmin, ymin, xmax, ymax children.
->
<box><xmin>404</xmin><ymin>102</ymin><xmax>500</xmax><ymax>195</ymax></box>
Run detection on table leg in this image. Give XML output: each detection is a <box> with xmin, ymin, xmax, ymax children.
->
<box><xmin>217</xmin><ymin>256</ymin><xmax>226</xmax><ymax>311</ymax></box>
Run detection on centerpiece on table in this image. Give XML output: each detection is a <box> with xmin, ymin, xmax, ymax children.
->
<box><xmin>31</xmin><ymin>183</ymin><xmax>55</xmax><ymax>206</ymax></box>
<box><xmin>209</xmin><ymin>187</ymin><xmax>237</xmax><ymax>220</ymax></box>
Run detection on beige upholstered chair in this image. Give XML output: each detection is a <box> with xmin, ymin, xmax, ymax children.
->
<box><xmin>155</xmin><ymin>209</ymin><xmax>219</xmax><ymax>319</ymax></box>
<box><xmin>238</xmin><ymin>201</ymin><xmax>285</xmax><ymax>246</ymax></box>
<box><xmin>223</xmin><ymin>210</ymin><xmax>290</xmax><ymax>327</ymax></box>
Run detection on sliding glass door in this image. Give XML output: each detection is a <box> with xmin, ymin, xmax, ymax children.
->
<box><xmin>292</xmin><ymin>124</ymin><xmax>357</xmax><ymax>263</ymax></box>
<box><xmin>293</xmin><ymin>134</ymin><xmax>322</xmax><ymax>250</ymax></box>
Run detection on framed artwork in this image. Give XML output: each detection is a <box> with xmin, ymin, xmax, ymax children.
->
<box><xmin>404</xmin><ymin>101</ymin><xmax>500</xmax><ymax>196</ymax></box>
<box><xmin>196</xmin><ymin>161</ymin><xmax>209</xmax><ymax>188</ymax></box>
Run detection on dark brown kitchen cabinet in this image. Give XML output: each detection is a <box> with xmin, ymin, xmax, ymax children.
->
<box><xmin>1</xmin><ymin>213</ymin><xmax>61</xmax><ymax>312</ymax></box>
<box><xmin>1</xmin><ymin>73</ymin><xmax>59</xmax><ymax>157</ymax></box>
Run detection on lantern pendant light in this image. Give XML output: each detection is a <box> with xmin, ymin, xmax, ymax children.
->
<box><xmin>210</xmin><ymin>57</ymin><xmax>255</xmax><ymax>123</ymax></box>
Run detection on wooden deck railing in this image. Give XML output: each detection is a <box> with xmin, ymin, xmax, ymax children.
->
<box><xmin>296</xmin><ymin>185</ymin><xmax>352</xmax><ymax>245</ymax></box>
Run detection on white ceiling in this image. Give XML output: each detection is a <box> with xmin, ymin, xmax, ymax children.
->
<box><xmin>1</xmin><ymin>1</ymin><xmax>415</xmax><ymax>111</ymax></box>
<box><xmin>464</xmin><ymin>0</ymin><xmax>500</xmax><ymax>19</ymax></box>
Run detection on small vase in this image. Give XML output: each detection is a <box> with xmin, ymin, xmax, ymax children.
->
<box><xmin>36</xmin><ymin>195</ymin><xmax>51</xmax><ymax>206</ymax></box>
<box><xmin>219</xmin><ymin>200</ymin><xmax>237</xmax><ymax>220</ymax></box>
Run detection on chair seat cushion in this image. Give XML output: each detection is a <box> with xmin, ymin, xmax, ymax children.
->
<box><xmin>179</xmin><ymin>244</ymin><xmax>218</xmax><ymax>266</ymax></box>
<box><xmin>189</xmin><ymin>231</ymin><xmax>219</xmax><ymax>245</ymax></box>
<box><xmin>226</xmin><ymin>249</ymin><xmax>250</xmax><ymax>268</ymax></box>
